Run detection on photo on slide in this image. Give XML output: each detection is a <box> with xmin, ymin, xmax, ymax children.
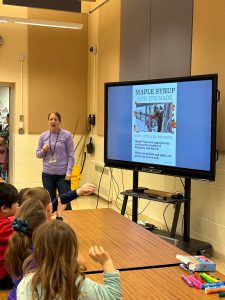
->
<box><xmin>133</xmin><ymin>102</ymin><xmax>176</xmax><ymax>134</ymax></box>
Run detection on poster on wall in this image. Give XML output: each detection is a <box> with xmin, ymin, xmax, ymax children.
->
<box><xmin>3</xmin><ymin>0</ymin><xmax>81</xmax><ymax>12</ymax></box>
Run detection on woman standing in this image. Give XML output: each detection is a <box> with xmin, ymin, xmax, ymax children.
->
<box><xmin>36</xmin><ymin>112</ymin><xmax>74</xmax><ymax>210</ymax></box>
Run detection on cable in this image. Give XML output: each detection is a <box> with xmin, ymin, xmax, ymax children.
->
<box><xmin>95</xmin><ymin>165</ymin><xmax>105</xmax><ymax>209</ymax></box>
<box><xmin>110</xmin><ymin>169</ymin><xmax>152</xmax><ymax>218</ymax></box>
<box><xmin>80</xmin><ymin>152</ymin><xmax>86</xmax><ymax>174</ymax></box>
<box><xmin>180</xmin><ymin>177</ymin><xmax>185</xmax><ymax>189</ymax></box>
<box><xmin>107</xmin><ymin>171</ymin><xmax>112</xmax><ymax>208</ymax></box>
<box><xmin>76</xmin><ymin>131</ymin><xmax>88</xmax><ymax>166</ymax></box>
<box><xmin>121</xmin><ymin>169</ymin><xmax>125</xmax><ymax>192</ymax></box>
<box><xmin>72</xmin><ymin>114</ymin><xmax>80</xmax><ymax>138</ymax></box>
<box><xmin>74</xmin><ymin>125</ymin><xmax>90</xmax><ymax>152</ymax></box>
<box><xmin>110</xmin><ymin>169</ymin><xmax>121</xmax><ymax>210</ymax></box>
<box><xmin>163</xmin><ymin>203</ymin><xmax>171</xmax><ymax>232</ymax></box>
<box><xmin>110</xmin><ymin>170</ymin><xmax>131</xmax><ymax>219</ymax></box>
<box><xmin>137</xmin><ymin>200</ymin><xmax>152</xmax><ymax>215</ymax></box>
<box><xmin>181</xmin><ymin>213</ymin><xmax>184</xmax><ymax>235</ymax></box>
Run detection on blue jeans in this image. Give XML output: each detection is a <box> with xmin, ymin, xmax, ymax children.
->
<box><xmin>42</xmin><ymin>173</ymin><xmax>72</xmax><ymax>210</ymax></box>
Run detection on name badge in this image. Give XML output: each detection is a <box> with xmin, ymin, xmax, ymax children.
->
<box><xmin>49</xmin><ymin>156</ymin><xmax>56</xmax><ymax>163</ymax></box>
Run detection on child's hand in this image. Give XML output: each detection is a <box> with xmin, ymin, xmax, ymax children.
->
<box><xmin>57</xmin><ymin>197</ymin><xmax>67</xmax><ymax>218</ymax></box>
<box><xmin>77</xmin><ymin>183</ymin><xmax>96</xmax><ymax>196</ymax></box>
<box><xmin>89</xmin><ymin>246</ymin><xmax>116</xmax><ymax>273</ymax></box>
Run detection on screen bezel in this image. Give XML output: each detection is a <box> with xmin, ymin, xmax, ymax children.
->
<box><xmin>104</xmin><ymin>74</ymin><xmax>218</xmax><ymax>181</ymax></box>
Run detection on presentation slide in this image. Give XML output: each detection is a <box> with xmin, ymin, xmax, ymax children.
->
<box><xmin>132</xmin><ymin>83</ymin><xmax>177</xmax><ymax>166</ymax></box>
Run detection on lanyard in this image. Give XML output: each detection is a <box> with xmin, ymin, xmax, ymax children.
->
<box><xmin>49</xmin><ymin>129</ymin><xmax>60</xmax><ymax>158</ymax></box>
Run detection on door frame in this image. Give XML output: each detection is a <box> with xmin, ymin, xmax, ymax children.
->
<box><xmin>0</xmin><ymin>82</ymin><xmax>15</xmax><ymax>183</ymax></box>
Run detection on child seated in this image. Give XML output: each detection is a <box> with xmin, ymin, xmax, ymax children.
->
<box><xmin>17</xmin><ymin>220</ymin><xmax>122</xmax><ymax>300</ymax></box>
<box><xmin>0</xmin><ymin>183</ymin><xmax>19</xmax><ymax>289</ymax></box>
<box><xmin>5</xmin><ymin>198</ymin><xmax>47</xmax><ymax>300</ymax></box>
<box><xmin>18</xmin><ymin>183</ymin><xmax>96</xmax><ymax>218</ymax></box>
<box><xmin>5</xmin><ymin>183</ymin><xmax>96</xmax><ymax>298</ymax></box>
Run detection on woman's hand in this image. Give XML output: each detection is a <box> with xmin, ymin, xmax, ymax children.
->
<box><xmin>76</xmin><ymin>183</ymin><xmax>96</xmax><ymax>196</ymax></box>
<box><xmin>65</xmin><ymin>172</ymin><xmax>71</xmax><ymax>180</ymax></box>
<box><xmin>89</xmin><ymin>246</ymin><xmax>116</xmax><ymax>273</ymax></box>
<box><xmin>42</xmin><ymin>144</ymin><xmax>49</xmax><ymax>153</ymax></box>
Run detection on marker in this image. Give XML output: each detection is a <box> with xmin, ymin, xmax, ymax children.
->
<box><xmin>201</xmin><ymin>282</ymin><xmax>225</xmax><ymax>289</ymax></box>
<box><xmin>181</xmin><ymin>275</ymin><xmax>193</xmax><ymax>287</ymax></box>
<box><xmin>188</xmin><ymin>276</ymin><xmax>202</xmax><ymax>289</ymax></box>
<box><xmin>194</xmin><ymin>272</ymin><xmax>205</xmax><ymax>283</ymax></box>
<box><xmin>199</xmin><ymin>273</ymin><xmax>214</xmax><ymax>283</ymax></box>
<box><xmin>189</xmin><ymin>275</ymin><xmax>202</xmax><ymax>285</ymax></box>
<box><xmin>205</xmin><ymin>286</ymin><xmax>225</xmax><ymax>294</ymax></box>
<box><xmin>208</xmin><ymin>273</ymin><xmax>221</xmax><ymax>281</ymax></box>
<box><xmin>200</xmin><ymin>272</ymin><xmax>219</xmax><ymax>282</ymax></box>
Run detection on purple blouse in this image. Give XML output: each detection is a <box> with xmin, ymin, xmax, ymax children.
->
<box><xmin>36</xmin><ymin>129</ymin><xmax>75</xmax><ymax>175</ymax></box>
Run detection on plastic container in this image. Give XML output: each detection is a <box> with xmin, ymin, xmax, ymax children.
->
<box><xmin>71</xmin><ymin>165</ymin><xmax>81</xmax><ymax>190</ymax></box>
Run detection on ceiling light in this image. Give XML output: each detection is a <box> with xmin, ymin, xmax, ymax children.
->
<box><xmin>0</xmin><ymin>16</ymin><xmax>83</xmax><ymax>29</ymax></box>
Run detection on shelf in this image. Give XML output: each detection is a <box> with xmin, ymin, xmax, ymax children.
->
<box><xmin>121</xmin><ymin>190</ymin><xmax>187</xmax><ymax>204</ymax></box>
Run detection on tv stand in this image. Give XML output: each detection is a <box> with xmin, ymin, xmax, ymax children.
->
<box><xmin>120</xmin><ymin>170</ymin><xmax>212</xmax><ymax>254</ymax></box>
<box><xmin>121</xmin><ymin>189</ymin><xmax>186</xmax><ymax>239</ymax></box>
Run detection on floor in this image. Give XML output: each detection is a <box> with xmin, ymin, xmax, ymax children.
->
<box><xmin>71</xmin><ymin>195</ymin><xmax>225</xmax><ymax>275</ymax></box>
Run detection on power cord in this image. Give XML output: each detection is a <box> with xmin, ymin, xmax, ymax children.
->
<box><xmin>95</xmin><ymin>165</ymin><xmax>105</xmax><ymax>209</ymax></box>
<box><xmin>163</xmin><ymin>203</ymin><xmax>171</xmax><ymax>232</ymax></box>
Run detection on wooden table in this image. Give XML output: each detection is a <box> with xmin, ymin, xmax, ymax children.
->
<box><xmin>63</xmin><ymin>208</ymin><xmax>186</xmax><ymax>272</ymax></box>
<box><xmin>88</xmin><ymin>266</ymin><xmax>225</xmax><ymax>300</ymax></box>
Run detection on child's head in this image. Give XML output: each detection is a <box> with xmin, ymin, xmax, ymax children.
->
<box><xmin>17</xmin><ymin>188</ymin><xmax>31</xmax><ymax>206</ymax></box>
<box><xmin>15</xmin><ymin>198</ymin><xmax>47</xmax><ymax>235</ymax></box>
<box><xmin>0</xmin><ymin>182</ymin><xmax>19</xmax><ymax>217</ymax></box>
<box><xmin>19</xmin><ymin>187</ymin><xmax>52</xmax><ymax>218</ymax></box>
<box><xmin>25</xmin><ymin>220</ymin><xmax>81</xmax><ymax>300</ymax></box>
<box><xmin>5</xmin><ymin>198</ymin><xmax>47</xmax><ymax>277</ymax></box>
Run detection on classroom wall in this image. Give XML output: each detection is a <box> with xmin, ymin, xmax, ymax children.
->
<box><xmin>27</xmin><ymin>8</ymin><xmax>88</xmax><ymax>134</ymax></box>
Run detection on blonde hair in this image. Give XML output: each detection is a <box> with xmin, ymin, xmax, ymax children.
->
<box><xmin>20</xmin><ymin>187</ymin><xmax>51</xmax><ymax>208</ymax></box>
<box><xmin>5</xmin><ymin>198</ymin><xmax>47</xmax><ymax>277</ymax></box>
<box><xmin>24</xmin><ymin>220</ymin><xmax>83</xmax><ymax>300</ymax></box>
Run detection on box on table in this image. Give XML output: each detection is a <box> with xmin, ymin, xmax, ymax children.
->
<box><xmin>176</xmin><ymin>255</ymin><xmax>216</xmax><ymax>272</ymax></box>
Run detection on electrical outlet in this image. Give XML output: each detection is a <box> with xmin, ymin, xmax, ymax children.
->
<box><xmin>89</xmin><ymin>45</ymin><xmax>97</xmax><ymax>54</ymax></box>
<box><xmin>18</xmin><ymin>128</ymin><xmax>25</xmax><ymax>134</ymax></box>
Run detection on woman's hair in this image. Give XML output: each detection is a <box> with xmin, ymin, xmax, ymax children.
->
<box><xmin>19</xmin><ymin>187</ymin><xmax>51</xmax><ymax>208</ymax></box>
<box><xmin>5</xmin><ymin>198</ymin><xmax>47</xmax><ymax>277</ymax></box>
<box><xmin>47</xmin><ymin>112</ymin><xmax>61</xmax><ymax>122</ymax></box>
<box><xmin>24</xmin><ymin>220</ymin><xmax>83</xmax><ymax>300</ymax></box>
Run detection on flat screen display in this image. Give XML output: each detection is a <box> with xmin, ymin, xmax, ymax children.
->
<box><xmin>104</xmin><ymin>74</ymin><xmax>218</xmax><ymax>181</ymax></box>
